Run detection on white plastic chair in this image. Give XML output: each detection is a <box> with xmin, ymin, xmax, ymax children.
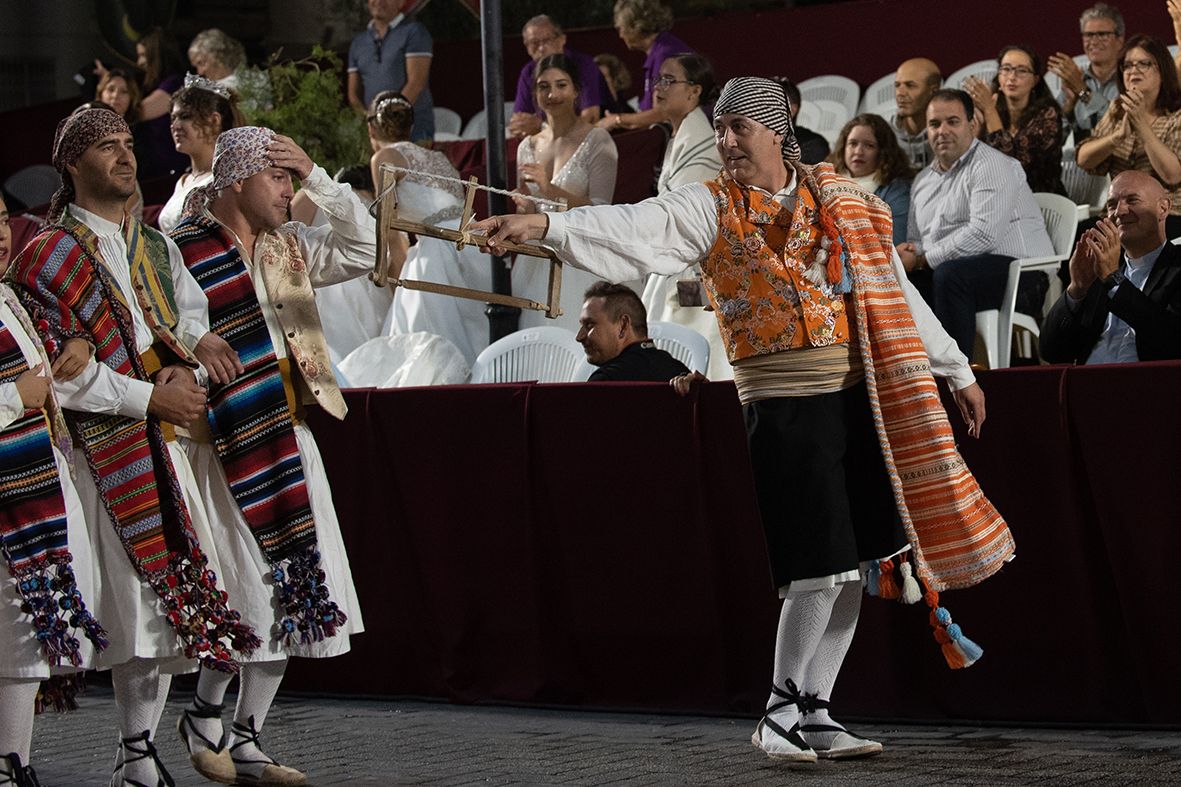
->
<box><xmin>647</xmin><ymin>321</ymin><xmax>710</xmax><ymax>374</ymax></box>
<box><xmin>974</xmin><ymin>193</ymin><xmax>1077</xmax><ymax>368</ymax></box>
<box><xmin>3</xmin><ymin>165</ymin><xmax>60</xmax><ymax>209</ymax></box>
<box><xmin>461</xmin><ymin>101</ymin><xmax>515</xmax><ymax>140</ymax></box>
<box><xmin>1061</xmin><ymin>146</ymin><xmax>1109</xmax><ymax>215</ymax></box>
<box><xmin>797</xmin><ymin>99</ymin><xmax>850</xmax><ymax>147</ymax></box>
<box><xmin>433</xmin><ymin>131</ymin><xmax>462</xmax><ymax>142</ymax></box>
<box><xmin>945</xmin><ymin>59</ymin><xmax>997</xmax><ymax>91</ymax></box>
<box><xmin>798</xmin><ymin>75</ymin><xmax>860</xmax><ymax>118</ymax></box>
<box><xmin>470</xmin><ymin>327</ymin><xmax>584</xmax><ymax>383</ymax></box>
<box><xmin>858</xmin><ymin>71</ymin><xmax>897</xmax><ymax>115</ymax></box>
<box><xmin>433</xmin><ymin>107</ymin><xmax>462</xmax><ymax>136</ymax></box>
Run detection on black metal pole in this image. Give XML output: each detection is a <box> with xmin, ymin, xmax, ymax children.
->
<box><xmin>480</xmin><ymin>0</ymin><xmax>520</xmax><ymax>341</ymax></box>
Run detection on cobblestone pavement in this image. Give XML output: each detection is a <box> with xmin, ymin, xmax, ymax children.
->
<box><xmin>29</xmin><ymin>688</ymin><xmax>1181</xmax><ymax>786</ymax></box>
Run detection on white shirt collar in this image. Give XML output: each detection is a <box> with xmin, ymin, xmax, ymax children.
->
<box><xmin>1127</xmin><ymin>241</ymin><xmax>1167</xmax><ymax>272</ymax></box>
<box><xmin>369</xmin><ymin>13</ymin><xmax>405</xmax><ymax>37</ymax></box>
<box><xmin>747</xmin><ymin>171</ymin><xmax>798</xmax><ymax>208</ymax></box>
<box><xmin>934</xmin><ymin>138</ymin><xmax>979</xmax><ymax>175</ymax></box>
<box><xmin>69</xmin><ymin>203</ymin><xmax>123</xmax><ymax>237</ymax></box>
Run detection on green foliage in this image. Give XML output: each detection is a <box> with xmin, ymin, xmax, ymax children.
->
<box><xmin>239</xmin><ymin>45</ymin><xmax>370</xmax><ymax>177</ymax></box>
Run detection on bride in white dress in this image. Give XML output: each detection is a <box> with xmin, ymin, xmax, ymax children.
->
<box><xmin>512</xmin><ymin>53</ymin><xmax>619</xmax><ymax>332</ymax></box>
<box><xmin>370</xmin><ymin>92</ymin><xmax>493</xmax><ymax>364</ymax></box>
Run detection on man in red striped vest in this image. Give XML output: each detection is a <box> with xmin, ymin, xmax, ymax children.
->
<box><xmin>9</xmin><ymin>107</ymin><xmax>258</xmax><ymax>786</ymax></box>
<box><xmin>472</xmin><ymin>77</ymin><xmax>1012</xmax><ymax>763</ymax></box>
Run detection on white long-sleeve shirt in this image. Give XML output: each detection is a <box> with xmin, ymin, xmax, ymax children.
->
<box><xmin>206</xmin><ymin>164</ymin><xmax>377</xmax><ymax>361</ymax></box>
<box><xmin>0</xmin><ymin>288</ymin><xmax>48</xmax><ymax>431</ymax></box>
<box><xmin>53</xmin><ymin>205</ymin><xmax>211</xmax><ymax>419</ymax></box>
<box><xmin>543</xmin><ymin>179</ymin><xmax>976</xmax><ymax>391</ymax></box>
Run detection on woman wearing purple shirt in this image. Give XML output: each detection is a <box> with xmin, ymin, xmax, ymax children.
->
<box><xmin>597</xmin><ymin>0</ymin><xmax>694</xmax><ymax>132</ymax></box>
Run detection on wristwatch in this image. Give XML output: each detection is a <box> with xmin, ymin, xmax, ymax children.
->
<box><xmin>1077</xmin><ymin>87</ymin><xmax>1093</xmax><ymax>104</ymax></box>
<box><xmin>1101</xmin><ymin>270</ymin><xmax>1125</xmax><ymax>290</ymax></box>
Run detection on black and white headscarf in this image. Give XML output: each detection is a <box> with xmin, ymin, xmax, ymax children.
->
<box><xmin>712</xmin><ymin>77</ymin><xmax>802</xmax><ymax>165</ymax></box>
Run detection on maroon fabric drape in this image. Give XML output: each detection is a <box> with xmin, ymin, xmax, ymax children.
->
<box><xmin>290</xmin><ymin>366</ymin><xmax>1181</xmax><ymax>725</ymax></box>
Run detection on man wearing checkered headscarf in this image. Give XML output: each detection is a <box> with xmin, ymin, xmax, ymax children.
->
<box><xmin>167</xmin><ymin>127</ymin><xmax>374</xmax><ymax>785</ymax></box>
<box><xmin>470</xmin><ymin>74</ymin><xmax>1011</xmax><ymax>764</ymax></box>
<box><xmin>47</xmin><ymin>107</ymin><xmax>131</xmax><ymax>221</ymax></box>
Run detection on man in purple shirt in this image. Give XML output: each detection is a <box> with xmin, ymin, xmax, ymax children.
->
<box><xmin>508</xmin><ymin>15</ymin><xmax>607</xmax><ymax>139</ymax></box>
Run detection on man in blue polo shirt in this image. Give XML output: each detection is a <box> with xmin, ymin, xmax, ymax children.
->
<box><xmin>348</xmin><ymin>0</ymin><xmax>435</xmax><ymax>142</ymax></box>
<box><xmin>507</xmin><ymin>14</ymin><xmax>609</xmax><ymax>139</ymax></box>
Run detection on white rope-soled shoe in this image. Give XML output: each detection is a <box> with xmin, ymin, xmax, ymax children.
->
<box><xmin>751</xmin><ymin>681</ymin><xmax>818</xmax><ymax>763</ymax></box>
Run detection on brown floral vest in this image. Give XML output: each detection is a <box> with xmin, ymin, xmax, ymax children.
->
<box><xmin>702</xmin><ymin>174</ymin><xmax>851</xmax><ymax>362</ymax></box>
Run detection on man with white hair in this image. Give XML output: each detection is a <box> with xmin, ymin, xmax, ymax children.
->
<box><xmin>472</xmin><ymin>77</ymin><xmax>1013</xmax><ymax>762</ymax></box>
<box><xmin>168</xmin><ymin>126</ymin><xmax>373</xmax><ymax>785</ymax></box>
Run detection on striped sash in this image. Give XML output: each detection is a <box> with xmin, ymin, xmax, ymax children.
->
<box><xmin>8</xmin><ymin>218</ymin><xmax>260</xmax><ymax>671</ymax></box>
<box><xmin>803</xmin><ymin>163</ymin><xmax>1015</xmax><ymax>592</ymax></box>
<box><xmin>171</xmin><ymin>215</ymin><xmax>345</xmax><ymax>645</ymax></box>
<box><xmin>0</xmin><ymin>311</ymin><xmax>107</xmax><ymax>666</ymax></box>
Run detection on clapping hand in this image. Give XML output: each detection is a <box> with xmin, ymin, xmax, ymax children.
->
<box><xmin>1047</xmin><ymin>53</ymin><xmax>1085</xmax><ymax>99</ymax></box>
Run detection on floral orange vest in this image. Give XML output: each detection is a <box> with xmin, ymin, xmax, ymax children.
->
<box><xmin>702</xmin><ymin>174</ymin><xmax>850</xmax><ymax>362</ymax></box>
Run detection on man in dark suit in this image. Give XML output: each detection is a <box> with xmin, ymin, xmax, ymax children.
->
<box><xmin>1041</xmin><ymin>170</ymin><xmax>1181</xmax><ymax>364</ymax></box>
<box><xmin>578</xmin><ymin>281</ymin><xmax>690</xmax><ymax>381</ymax></box>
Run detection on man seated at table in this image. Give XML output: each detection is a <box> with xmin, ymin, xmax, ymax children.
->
<box><xmin>1041</xmin><ymin>170</ymin><xmax>1181</xmax><ymax>364</ymax></box>
<box><xmin>578</xmin><ymin>281</ymin><xmax>690</xmax><ymax>381</ymax></box>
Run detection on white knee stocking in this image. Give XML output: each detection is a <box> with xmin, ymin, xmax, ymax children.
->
<box><xmin>229</xmin><ymin>659</ymin><xmax>288</xmax><ymax>778</ymax></box>
<box><xmin>110</xmin><ymin>659</ymin><xmax>173</xmax><ymax>784</ymax></box>
<box><xmin>0</xmin><ymin>678</ymin><xmax>40</xmax><ymax>764</ymax></box>
<box><xmin>769</xmin><ymin>585</ymin><xmax>841</xmax><ymax>714</ymax></box>
<box><xmin>800</xmin><ymin>580</ymin><xmax>862</xmax><ymax>739</ymax></box>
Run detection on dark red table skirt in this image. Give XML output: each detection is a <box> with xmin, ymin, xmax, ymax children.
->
<box><xmin>290</xmin><ymin>364</ymin><xmax>1181</xmax><ymax>725</ymax></box>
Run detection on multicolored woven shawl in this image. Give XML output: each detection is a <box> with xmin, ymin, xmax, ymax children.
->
<box><xmin>171</xmin><ymin>214</ymin><xmax>345</xmax><ymax>645</ymax></box>
<box><xmin>8</xmin><ymin>212</ymin><xmax>260</xmax><ymax>670</ymax></box>
<box><xmin>798</xmin><ymin>163</ymin><xmax>1016</xmax><ymax>592</ymax></box>
<box><xmin>0</xmin><ymin>301</ymin><xmax>107</xmax><ymax>667</ymax></box>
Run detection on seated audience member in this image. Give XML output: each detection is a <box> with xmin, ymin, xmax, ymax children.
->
<box><xmin>640</xmin><ymin>52</ymin><xmax>728</xmax><ymax>380</ymax></box>
<box><xmin>598</xmin><ymin>0</ymin><xmax>693</xmax><ymax>132</ymax></box>
<box><xmin>157</xmin><ymin>74</ymin><xmax>241</xmax><ymax>232</ymax></box>
<box><xmin>828</xmin><ymin>113</ymin><xmax>915</xmax><ymax>245</ymax></box>
<box><xmin>1048</xmin><ymin>3</ymin><xmax>1125</xmax><ymax>143</ymax></box>
<box><xmin>514</xmin><ymin>54</ymin><xmax>619</xmax><ymax>333</ymax></box>
<box><xmin>187</xmin><ymin>28</ymin><xmax>271</xmax><ymax>115</ymax></box>
<box><xmin>509</xmin><ymin>15</ymin><xmax>609</xmax><ymax>139</ymax></box>
<box><xmin>773</xmin><ymin>78</ymin><xmax>829</xmax><ymax>165</ymax></box>
<box><xmin>579</xmin><ymin>282</ymin><xmax>690</xmax><ymax>381</ymax></box>
<box><xmin>892</xmin><ymin>57</ymin><xmax>941</xmax><ymax>169</ymax></box>
<box><xmin>897</xmin><ymin>88</ymin><xmax>1054</xmax><ymax>358</ymax></box>
<box><xmin>129</xmin><ymin>27</ymin><xmax>189</xmax><ymax>178</ymax></box>
<box><xmin>96</xmin><ymin>68</ymin><xmax>141</xmax><ymax>126</ymax></box>
<box><xmin>965</xmin><ymin>45</ymin><xmax>1066</xmax><ymax>194</ymax></box>
<box><xmin>595</xmin><ymin>53</ymin><xmax>634</xmax><ymax>116</ymax></box>
<box><xmin>1077</xmin><ymin>35</ymin><xmax>1181</xmax><ymax>238</ymax></box>
<box><xmin>1041</xmin><ymin>170</ymin><xmax>1181</xmax><ymax>363</ymax></box>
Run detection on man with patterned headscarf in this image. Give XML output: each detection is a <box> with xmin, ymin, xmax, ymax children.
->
<box><xmin>7</xmin><ymin>107</ymin><xmax>258</xmax><ymax>786</ymax></box>
<box><xmin>168</xmin><ymin>125</ymin><xmax>373</xmax><ymax>785</ymax></box>
<box><xmin>472</xmin><ymin>77</ymin><xmax>1013</xmax><ymax>762</ymax></box>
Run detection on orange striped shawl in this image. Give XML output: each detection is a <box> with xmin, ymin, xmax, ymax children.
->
<box><xmin>801</xmin><ymin>162</ymin><xmax>1015</xmax><ymax>592</ymax></box>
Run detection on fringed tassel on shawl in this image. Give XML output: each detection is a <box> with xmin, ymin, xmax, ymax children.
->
<box><xmin>15</xmin><ymin>559</ymin><xmax>108</xmax><ymax>669</ymax></box>
<box><xmin>153</xmin><ymin>546</ymin><xmax>260</xmax><ymax>674</ymax></box>
<box><xmin>273</xmin><ymin>545</ymin><xmax>347</xmax><ymax>647</ymax></box>
<box><xmin>925</xmin><ymin>589</ymin><xmax>983</xmax><ymax>669</ymax></box>
<box><xmin>804</xmin><ymin>208</ymin><xmax>854</xmax><ymax>294</ymax></box>
<box><xmin>899</xmin><ymin>557</ymin><xmax>922</xmax><ymax>604</ymax></box>
<box><xmin>878</xmin><ymin>559</ymin><xmax>901</xmax><ymax>600</ymax></box>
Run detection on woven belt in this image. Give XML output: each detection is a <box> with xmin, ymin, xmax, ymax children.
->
<box><xmin>178</xmin><ymin>358</ymin><xmax>305</xmax><ymax>445</ymax></box>
<box><xmin>139</xmin><ymin>346</ymin><xmax>176</xmax><ymax>442</ymax></box>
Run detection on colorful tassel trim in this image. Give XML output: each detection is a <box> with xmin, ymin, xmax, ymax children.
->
<box><xmin>899</xmin><ymin>558</ymin><xmax>922</xmax><ymax>605</ymax></box>
<box><xmin>877</xmin><ymin>559</ymin><xmax>901</xmax><ymax>599</ymax></box>
<box><xmin>925</xmin><ymin>589</ymin><xmax>984</xmax><ymax>669</ymax></box>
<box><xmin>273</xmin><ymin>545</ymin><xmax>347</xmax><ymax>647</ymax></box>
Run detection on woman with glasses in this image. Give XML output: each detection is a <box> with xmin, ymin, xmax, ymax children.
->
<box><xmin>513</xmin><ymin>53</ymin><xmax>619</xmax><ymax>332</ymax></box>
<box><xmin>964</xmin><ymin>45</ymin><xmax>1066</xmax><ymax>194</ymax></box>
<box><xmin>1078</xmin><ymin>35</ymin><xmax>1181</xmax><ymax>235</ymax></box>
<box><xmin>639</xmin><ymin>53</ymin><xmax>730</xmax><ymax>378</ymax></box>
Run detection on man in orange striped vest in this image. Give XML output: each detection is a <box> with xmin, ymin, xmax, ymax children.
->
<box><xmin>472</xmin><ymin>77</ymin><xmax>1012</xmax><ymax>764</ymax></box>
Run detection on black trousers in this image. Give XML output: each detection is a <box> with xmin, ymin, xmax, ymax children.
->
<box><xmin>744</xmin><ymin>382</ymin><xmax>908</xmax><ymax>589</ymax></box>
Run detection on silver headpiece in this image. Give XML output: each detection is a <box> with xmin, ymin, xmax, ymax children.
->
<box><xmin>183</xmin><ymin>72</ymin><xmax>232</xmax><ymax>100</ymax></box>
